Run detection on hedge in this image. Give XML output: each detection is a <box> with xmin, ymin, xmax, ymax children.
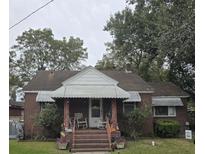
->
<box><xmin>154</xmin><ymin>119</ymin><xmax>180</xmax><ymax>138</ymax></box>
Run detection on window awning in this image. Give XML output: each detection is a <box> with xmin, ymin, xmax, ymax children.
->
<box><xmin>152</xmin><ymin>97</ymin><xmax>183</xmax><ymax>106</ymax></box>
<box><xmin>36</xmin><ymin>91</ymin><xmax>55</xmax><ymax>102</ymax></box>
<box><xmin>123</xmin><ymin>91</ymin><xmax>141</xmax><ymax>102</ymax></box>
<box><xmin>51</xmin><ymin>85</ymin><xmax>130</xmax><ymax>98</ymax></box>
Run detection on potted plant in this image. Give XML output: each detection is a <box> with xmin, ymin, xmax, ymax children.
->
<box><xmin>56</xmin><ymin>131</ymin><xmax>68</xmax><ymax>150</ymax></box>
<box><xmin>115</xmin><ymin>137</ymin><xmax>126</xmax><ymax>149</ymax></box>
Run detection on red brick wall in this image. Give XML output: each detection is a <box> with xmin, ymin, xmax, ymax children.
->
<box><xmin>139</xmin><ymin>93</ymin><xmax>154</xmax><ymax>136</ymax></box>
<box><xmin>24</xmin><ymin>93</ymin><xmax>41</xmax><ymax>138</ymax></box>
<box><xmin>116</xmin><ymin>94</ymin><xmax>153</xmax><ymax>136</ymax></box>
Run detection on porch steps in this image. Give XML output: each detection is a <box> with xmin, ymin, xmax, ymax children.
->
<box><xmin>71</xmin><ymin>129</ymin><xmax>112</xmax><ymax>152</ymax></box>
<box><xmin>71</xmin><ymin>147</ymin><xmax>112</xmax><ymax>152</ymax></box>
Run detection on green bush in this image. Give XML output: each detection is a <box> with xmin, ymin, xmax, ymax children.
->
<box><xmin>36</xmin><ymin>103</ymin><xmax>63</xmax><ymax>138</ymax></box>
<box><xmin>154</xmin><ymin>119</ymin><xmax>180</xmax><ymax>138</ymax></box>
<box><xmin>118</xmin><ymin>107</ymin><xmax>151</xmax><ymax>139</ymax></box>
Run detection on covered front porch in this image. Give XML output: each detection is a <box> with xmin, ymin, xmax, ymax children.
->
<box><xmin>62</xmin><ymin>98</ymin><xmax>119</xmax><ymax>129</ymax></box>
<box><xmin>61</xmin><ymin>97</ymin><xmax>121</xmax><ymax>152</ymax></box>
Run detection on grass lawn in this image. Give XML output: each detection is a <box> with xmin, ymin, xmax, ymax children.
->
<box><xmin>9</xmin><ymin>140</ymin><xmax>69</xmax><ymax>154</ymax></box>
<box><xmin>112</xmin><ymin>138</ymin><xmax>195</xmax><ymax>154</ymax></box>
<box><xmin>10</xmin><ymin>138</ymin><xmax>194</xmax><ymax>154</ymax></box>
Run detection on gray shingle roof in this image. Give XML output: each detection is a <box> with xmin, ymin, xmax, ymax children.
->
<box><xmin>23</xmin><ymin>70</ymin><xmax>189</xmax><ymax>97</ymax></box>
<box><xmin>9</xmin><ymin>100</ymin><xmax>24</xmax><ymax>108</ymax></box>
<box><xmin>23</xmin><ymin>70</ymin><xmax>153</xmax><ymax>92</ymax></box>
<box><xmin>148</xmin><ymin>82</ymin><xmax>189</xmax><ymax>97</ymax></box>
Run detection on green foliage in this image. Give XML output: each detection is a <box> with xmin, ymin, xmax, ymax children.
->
<box><xmin>36</xmin><ymin>103</ymin><xmax>63</xmax><ymax>138</ymax></box>
<box><xmin>9</xmin><ymin>28</ymin><xmax>87</xmax><ymax>99</ymax></box>
<box><xmin>97</xmin><ymin>0</ymin><xmax>194</xmax><ymax>98</ymax></box>
<box><xmin>187</xmin><ymin>101</ymin><xmax>195</xmax><ymax>131</ymax></box>
<box><xmin>118</xmin><ymin>107</ymin><xmax>151</xmax><ymax>139</ymax></box>
<box><xmin>154</xmin><ymin>119</ymin><xmax>180</xmax><ymax>138</ymax></box>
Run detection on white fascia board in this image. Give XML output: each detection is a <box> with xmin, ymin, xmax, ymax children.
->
<box><xmin>24</xmin><ymin>91</ymin><xmax>39</xmax><ymax>93</ymax></box>
<box><xmin>152</xmin><ymin>96</ymin><xmax>189</xmax><ymax>98</ymax></box>
<box><xmin>134</xmin><ymin>91</ymin><xmax>154</xmax><ymax>93</ymax></box>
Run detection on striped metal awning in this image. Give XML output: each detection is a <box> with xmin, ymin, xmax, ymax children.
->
<box><xmin>123</xmin><ymin>91</ymin><xmax>141</xmax><ymax>102</ymax></box>
<box><xmin>51</xmin><ymin>85</ymin><xmax>130</xmax><ymax>99</ymax></box>
<box><xmin>152</xmin><ymin>97</ymin><xmax>183</xmax><ymax>106</ymax></box>
<box><xmin>36</xmin><ymin>91</ymin><xmax>55</xmax><ymax>102</ymax></box>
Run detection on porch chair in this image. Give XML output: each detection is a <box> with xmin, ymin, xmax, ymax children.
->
<box><xmin>74</xmin><ymin>113</ymin><xmax>88</xmax><ymax>129</ymax></box>
<box><xmin>97</xmin><ymin>119</ymin><xmax>107</xmax><ymax>129</ymax></box>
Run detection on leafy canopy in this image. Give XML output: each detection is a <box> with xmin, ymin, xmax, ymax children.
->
<box><xmin>96</xmin><ymin>0</ymin><xmax>194</xmax><ymax>98</ymax></box>
<box><xmin>9</xmin><ymin>28</ymin><xmax>88</xmax><ymax>99</ymax></box>
<box><xmin>10</xmin><ymin>28</ymin><xmax>87</xmax><ymax>82</ymax></box>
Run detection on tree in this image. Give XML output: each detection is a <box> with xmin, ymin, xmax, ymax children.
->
<box><xmin>9</xmin><ymin>28</ymin><xmax>88</xmax><ymax>99</ymax></box>
<box><xmin>98</xmin><ymin>0</ymin><xmax>194</xmax><ymax>97</ymax></box>
<box><xmin>158</xmin><ymin>0</ymin><xmax>195</xmax><ymax>97</ymax></box>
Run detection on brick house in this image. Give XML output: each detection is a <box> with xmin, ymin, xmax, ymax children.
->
<box><xmin>23</xmin><ymin>66</ymin><xmax>189</xmax><ymax>151</ymax></box>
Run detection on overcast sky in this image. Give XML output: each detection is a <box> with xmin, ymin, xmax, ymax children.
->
<box><xmin>9</xmin><ymin>0</ymin><xmax>126</xmax><ymax>66</ymax></box>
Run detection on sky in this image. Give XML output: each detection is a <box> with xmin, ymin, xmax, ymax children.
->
<box><xmin>9</xmin><ymin>0</ymin><xmax>126</xmax><ymax>66</ymax></box>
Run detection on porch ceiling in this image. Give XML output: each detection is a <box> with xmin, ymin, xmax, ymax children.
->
<box><xmin>51</xmin><ymin>85</ymin><xmax>130</xmax><ymax>99</ymax></box>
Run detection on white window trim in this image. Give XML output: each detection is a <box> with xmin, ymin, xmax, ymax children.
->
<box><xmin>123</xmin><ymin>102</ymin><xmax>136</xmax><ymax>113</ymax></box>
<box><xmin>153</xmin><ymin>106</ymin><xmax>176</xmax><ymax>117</ymax></box>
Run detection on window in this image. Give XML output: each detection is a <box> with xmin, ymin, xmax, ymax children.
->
<box><xmin>91</xmin><ymin>99</ymin><xmax>101</xmax><ymax>117</ymax></box>
<box><xmin>154</xmin><ymin>106</ymin><xmax>176</xmax><ymax>117</ymax></box>
<box><xmin>40</xmin><ymin>102</ymin><xmax>47</xmax><ymax>111</ymax></box>
<box><xmin>123</xmin><ymin>102</ymin><xmax>135</xmax><ymax>113</ymax></box>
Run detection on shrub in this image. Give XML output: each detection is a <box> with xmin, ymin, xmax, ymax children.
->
<box><xmin>154</xmin><ymin>119</ymin><xmax>180</xmax><ymax>137</ymax></box>
<box><xmin>36</xmin><ymin>103</ymin><xmax>63</xmax><ymax>138</ymax></box>
<box><xmin>118</xmin><ymin>107</ymin><xmax>151</xmax><ymax>139</ymax></box>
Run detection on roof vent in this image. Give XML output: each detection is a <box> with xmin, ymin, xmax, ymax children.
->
<box><xmin>125</xmin><ymin>69</ymin><xmax>132</xmax><ymax>73</ymax></box>
<box><xmin>125</xmin><ymin>63</ymin><xmax>132</xmax><ymax>73</ymax></box>
<box><xmin>48</xmin><ymin>71</ymin><xmax>54</xmax><ymax>80</ymax></box>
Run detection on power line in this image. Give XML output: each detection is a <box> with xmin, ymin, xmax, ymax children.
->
<box><xmin>9</xmin><ymin>0</ymin><xmax>54</xmax><ymax>30</ymax></box>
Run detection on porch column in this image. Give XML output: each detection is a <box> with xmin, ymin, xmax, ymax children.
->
<box><xmin>111</xmin><ymin>99</ymin><xmax>117</xmax><ymax>124</ymax></box>
<box><xmin>64</xmin><ymin>99</ymin><xmax>69</xmax><ymax>129</ymax></box>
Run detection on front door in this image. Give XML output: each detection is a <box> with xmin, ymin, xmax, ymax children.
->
<box><xmin>89</xmin><ymin>98</ymin><xmax>103</xmax><ymax>127</ymax></box>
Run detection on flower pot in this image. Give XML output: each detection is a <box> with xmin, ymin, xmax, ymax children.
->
<box><xmin>116</xmin><ymin>142</ymin><xmax>125</xmax><ymax>149</ymax></box>
<box><xmin>57</xmin><ymin>142</ymin><xmax>68</xmax><ymax>150</ymax></box>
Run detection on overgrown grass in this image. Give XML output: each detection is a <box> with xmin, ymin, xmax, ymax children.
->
<box><xmin>112</xmin><ymin>138</ymin><xmax>195</xmax><ymax>154</ymax></box>
<box><xmin>10</xmin><ymin>138</ymin><xmax>194</xmax><ymax>154</ymax></box>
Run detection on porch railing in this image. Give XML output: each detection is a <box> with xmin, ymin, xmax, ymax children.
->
<box><xmin>72</xmin><ymin>118</ymin><xmax>76</xmax><ymax>149</ymax></box>
<box><xmin>106</xmin><ymin>117</ymin><xmax>112</xmax><ymax>149</ymax></box>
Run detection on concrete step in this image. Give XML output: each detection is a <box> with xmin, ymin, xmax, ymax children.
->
<box><xmin>75</xmin><ymin>134</ymin><xmax>108</xmax><ymax>139</ymax></box>
<box><xmin>75</xmin><ymin>138</ymin><xmax>109</xmax><ymax>143</ymax></box>
<box><xmin>76</xmin><ymin>129</ymin><xmax>106</xmax><ymax>134</ymax></box>
<box><xmin>71</xmin><ymin>147</ymin><xmax>112</xmax><ymax>152</ymax></box>
<box><xmin>73</xmin><ymin>143</ymin><xmax>110</xmax><ymax>148</ymax></box>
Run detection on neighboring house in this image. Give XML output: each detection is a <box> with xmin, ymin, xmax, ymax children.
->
<box><xmin>23</xmin><ymin>66</ymin><xmax>189</xmax><ymax>139</ymax></box>
<box><xmin>9</xmin><ymin>100</ymin><xmax>24</xmax><ymax>139</ymax></box>
<box><xmin>9</xmin><ymin>100</ymin><xmax>24</xmax><ymax>121</ymax></box>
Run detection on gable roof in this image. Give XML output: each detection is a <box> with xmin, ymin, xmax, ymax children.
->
<box><xmin>23</xmin><ymin>69</ymin><xmax>154</xmax><ymax>92</ymax></box>
<box><xmin>148</xmin><ymin>82</ymin><xmax>189</xmax><ymax>97</ymax></box>
<box><xmin>62</xmin><ymin>66</ymin><xmax>118</xmax><ymax>86</ymax></box>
